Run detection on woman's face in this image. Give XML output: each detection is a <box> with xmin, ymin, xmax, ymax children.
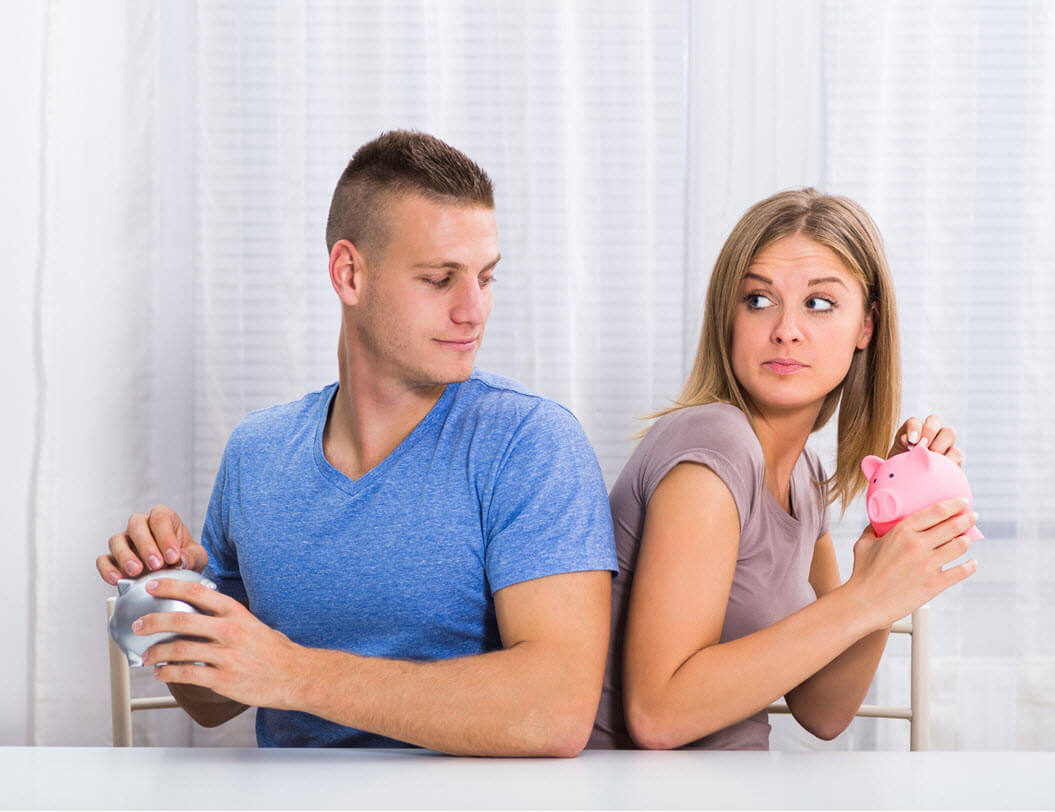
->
<box><xmin>730</xmin><ymin>233</ymin><xmax>874</xmax><ymax>420</ymax></box>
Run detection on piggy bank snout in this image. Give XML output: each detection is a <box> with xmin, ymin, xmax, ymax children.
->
<box><xmin>867</xmin><ymin>489</ymin><xmax>901</xmax><ymax>522</ymax></box>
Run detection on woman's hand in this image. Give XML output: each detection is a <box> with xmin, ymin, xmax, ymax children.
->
<box><xmin>889</xmin><ymin>413</ymin><xmax>963</xmax><ymax>466</ymax></box>
<box><xmin>847</xmin><ymin>498</ymin><xmax>977</xmax><ymax>632</ymax></box>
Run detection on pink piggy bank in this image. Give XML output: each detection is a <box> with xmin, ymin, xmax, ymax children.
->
<box><xmin>861</xmin><ymin>443</ymin><xmax>982</xmax><ymax>540</ymax></box>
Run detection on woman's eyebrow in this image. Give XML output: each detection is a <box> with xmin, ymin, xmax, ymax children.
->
<box><xmin>808</xmin><ymin>276</ymin><xmax>848</xmax><ymax>288</ymax></box>
<box><xmin>743</xmin><ymin>272</ymin><xmax>848</xmax><ymax>288</ymax></box>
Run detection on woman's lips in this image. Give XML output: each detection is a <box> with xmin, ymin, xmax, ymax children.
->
<box><xmin>763</xmin><ymin>359</ymin><xmax>807</xmax><ymax>375</ymax></box>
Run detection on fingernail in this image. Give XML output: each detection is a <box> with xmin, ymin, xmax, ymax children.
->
<box><xmin>971</xmin><ymin>511</ymin><xmax>979</xmax><ymax>523</ymax></box>
<box><xmin>126</xmin><ymin>560</ymin><xmax>142</xmax><ymax>575</ymax></box>
<box><xmin>908</xmin><ymin>430</ymin><xmax>919</xmax><ymax>444</ymax></box>
<box><xmin>107</xmin><ymin>572</ymin><xmax>120</xmax><ymax>585</ymax></box>
<box><xmin>147</xmin><ymin>555</ymin><xmax>162</xmax><ymax>570</ymax></box>
<box><xmin>179</xmin><ymin>553</ymin><xmax>190</xmax><ymax>570</ymax></box>
<box><xmin>145</xmin><ymin>579</ymin><xmax>158</xmax><ymax>592</ymax></box>
<box><xmin>132</xmin><ymin>619</ymin><xmax>143</xmax><ymax>632</ymax></box>
<box><xmin>165</xmin><ymin>548</ymin><xmax>180</xmax><ymax>564</ymax></box>
<box><xmin>960</xmin><ymin>497</ymin><xmax>970</xmax><ymax>507</ymax></box>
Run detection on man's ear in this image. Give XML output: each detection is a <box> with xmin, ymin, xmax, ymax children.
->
<box><xmin>329</xmin><ymin>240</ymin><xmax>366</xmax><ymax>306</ymax></box>
<box><xmin>856</xmin><ymin>302</ymin><xmax>876</xmax><ymax>351</ymax></box>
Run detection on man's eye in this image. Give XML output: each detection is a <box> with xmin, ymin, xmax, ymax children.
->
<box><xmin>745</xmin><ymin>293</ymin><xmax>774</xmax><ymax>310</ymax></box>
<box><xmin>806</xmin><ymin>296</ymin><xmax>835</xmax><ymax>312</ymax></box>
<box><xmin>425</xmin><ymin>277</ymin><xmax>451</xmax><ymax>288</ymax></box>
<box><xmin>479</xmin><ymin>275</ymin><xmax>496</xmax><ymax>287</ymax></box>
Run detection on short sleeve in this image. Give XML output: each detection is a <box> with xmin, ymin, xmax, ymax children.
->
<box><xmin>200</xmin><ymin>436</ymin><xmax>248</xmax><ymax>604</ymax></box>
<box><xmin>636</xmin><ymin>404</ymin><xmax>764</xmax><ymax>533</ymax></box>
<box><xmin>483</xmin><ymin>401</ymin><xmax>618</xmax><ymax>593</ymax></box>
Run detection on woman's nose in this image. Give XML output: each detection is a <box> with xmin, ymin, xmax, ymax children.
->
<box><xmin>772</xmin><ymin>309</ymin><xmax>804</xmax><ymax>344</ymax></box>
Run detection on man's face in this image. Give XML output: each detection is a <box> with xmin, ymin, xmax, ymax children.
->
<box><xmin>352</xmin><ymin>194</ymin><xmax>499</xmax><ymax>389</ymax></box>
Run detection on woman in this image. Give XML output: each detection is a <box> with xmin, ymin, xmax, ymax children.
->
<box><xmin>589</xmin><ymin>189</ymin><xmax>978</xmax><ymax>750</ymax></box>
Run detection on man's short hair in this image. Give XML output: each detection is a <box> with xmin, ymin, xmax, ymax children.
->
<box><xmin>325</xmin><ymin>130</ymin><xmax>495</xmax><ymax>257</ymax></box>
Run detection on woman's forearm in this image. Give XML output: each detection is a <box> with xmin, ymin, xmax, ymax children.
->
<box><xmin>625</xmin><ymin>583</ymin><xmax>881</xmax><ymax>749</ymax></box>
<box><xmin>784</xmin><ymin>626</ymin><xmax>891</xmax><ymax>740</ymax></box>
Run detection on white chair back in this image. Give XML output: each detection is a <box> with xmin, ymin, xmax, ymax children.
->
<box><xmin>105</xmin><ymin>596</ymin><xmax>180</xmax><ymax>746</ymax></box>
<box><xmin>767</xmin><ymin>605</ymin><xmax>931</xmax><ymax>750</ymax></box>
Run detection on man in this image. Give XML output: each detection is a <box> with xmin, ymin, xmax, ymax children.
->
<box><xmin>96</xmin><ymin>131</ymin><xmax>616</xmax><ymax>756</ymax></box>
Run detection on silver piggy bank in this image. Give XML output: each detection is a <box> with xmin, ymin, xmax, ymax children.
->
<box><xmin>108</xmin><ymin>569</ymin><xmax>216</xmax><ymax>666</ymax></box>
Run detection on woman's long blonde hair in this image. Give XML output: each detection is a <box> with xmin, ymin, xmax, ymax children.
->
<box><xmin>656</xmin><ymin>188</ymin><xmax>901</xmax><ymax>512</ymax></box>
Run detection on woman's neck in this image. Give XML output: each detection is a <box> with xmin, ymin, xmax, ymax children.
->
<box><xmin>750</xmin><ymin>405</ymin><xmax>820</xmax><ymax>514</ymax></box>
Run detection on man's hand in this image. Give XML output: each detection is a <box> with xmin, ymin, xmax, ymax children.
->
<box><xmin>96</xmin><ymin>505</ymin><xmax>209</xmax><ymax>584</ymax></box>
<box><xmin>136</xmin><ymin>577</ymin><xmax>306</xmax><ymax>710</ymax></box>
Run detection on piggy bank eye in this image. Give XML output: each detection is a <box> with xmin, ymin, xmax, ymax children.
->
<box><xmin>872</xmin><ymin>478</ymin><xmax>877</xmax><ymax>483</ymax></box>
<box><xmin>888</xmin><ymin>473</ymin><xmax>894</xmax><ymax>478</ymax></box>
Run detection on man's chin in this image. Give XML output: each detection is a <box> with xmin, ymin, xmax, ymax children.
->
<box><xmin>444</xmin><ymin>362</ymin><xmax>476</xmax><ymax>384</ymax></box>
<box><xmin>413</xmin><ymin>359</ymin><xmax>477</xmax><ymax>387</ymax></box>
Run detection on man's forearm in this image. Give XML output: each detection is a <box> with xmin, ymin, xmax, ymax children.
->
<box><xmin>288</xmin><ymin>642</ymin><xmax>600</xmax><ymax>756</ymax></box>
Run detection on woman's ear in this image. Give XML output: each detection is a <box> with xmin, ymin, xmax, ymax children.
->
<box><xmin>856</xmin><ymin>302</ymin><xmax>876</xmax><ymax>351</ymax></box>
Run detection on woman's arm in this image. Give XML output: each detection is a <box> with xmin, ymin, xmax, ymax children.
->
<box><xmin>622</xmin><ymin>462</ymin><xmax>975</xmax><ymax>750</ymax></box>
<box><xmin>782</xmin><ymin>413</ymin><xmax>968</xmax><ymax>739</ymax></box>
<box><xmin>782</xmin><ymin>533</ymin><xmax>890</xmax><ymax>740</ymax></box>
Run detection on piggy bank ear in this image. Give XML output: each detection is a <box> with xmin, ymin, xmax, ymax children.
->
<box><xmin>910</xmin><ymin>442</ymin><xmax>935</xmax><ymax>470</ymax></box>
<box><xmin>861</xmin><ymin>455</ymin><xmax>884</xmax><ymax>480</ymax></box>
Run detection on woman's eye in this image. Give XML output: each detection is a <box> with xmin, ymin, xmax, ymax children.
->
<box><xmin>746</xmin><ymin>293</ymin><xmax>774</xmax><ymax>310</ymax></box>
<box><xmin>806</xmin><ymin>296</ymin><xmax>835</xmax><ymax>312</ymax></box>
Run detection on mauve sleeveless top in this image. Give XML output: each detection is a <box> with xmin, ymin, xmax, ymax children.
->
<box><xmin>589</xmin><ymin>402</ymin><xmax>830</xmax><ymax>750</ymax></box>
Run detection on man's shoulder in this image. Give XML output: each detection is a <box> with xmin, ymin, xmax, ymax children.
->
<box><xmin>228</xmin><ymin>384</ymin><xmax>334</xmax><ymax>448</ymax></box>
<box><xmin>451</xmin><ymin>370</ymin><xmax>594</xmax><ymax>463</ymax></box>
<box><xmin>457</xmin><ymin>369</ymin><xmax>577</xmax><ymax>427</ymax></box>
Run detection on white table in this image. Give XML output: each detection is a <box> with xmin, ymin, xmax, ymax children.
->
<box><xmin>2</xmin><ymin>747</ymin><xmax>1052</xmax><ymax>809</ymax></box>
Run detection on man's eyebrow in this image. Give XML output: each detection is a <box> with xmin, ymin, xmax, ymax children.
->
<box><xmin>412</xmin><ymin>254</ymin><xmax>502</xmax><ymax>272</ymax></box>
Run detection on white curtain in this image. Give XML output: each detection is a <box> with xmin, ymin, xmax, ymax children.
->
<box><xmin>4</xmin><ymin>0</ymin><xmax>1052</xmax><ymax>748</ymax></box>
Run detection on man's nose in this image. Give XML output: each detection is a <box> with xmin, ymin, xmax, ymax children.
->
<box><xmin>450</xmin><ymin>277</ymin><xmax>489</xmax><ymax>325</ymax></box>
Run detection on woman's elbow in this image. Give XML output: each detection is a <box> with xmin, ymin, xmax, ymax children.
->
<box><xmin>798</xmin><ymin>710</ymin><xmax>854</xmax><ymax>742</ymax></box>
<box><xmin>625</xmin><ymin>701</ymin><xmax>687</xmax><ymax>750</ymax></box>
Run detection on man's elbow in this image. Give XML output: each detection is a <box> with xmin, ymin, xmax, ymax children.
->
<box><xmin>169</xmin><ymin>686</ymin><xmax>249</xmax><ymax>729</ymax></box>
<box><xmin>180</xmin><ymin>702</ymin><xmax>248</xmax><ymax>729</ymax></box>
<box><xmin>512</xmin><ymin>693</ymin><xmax>598</xmax><ymax>757</ymax></box>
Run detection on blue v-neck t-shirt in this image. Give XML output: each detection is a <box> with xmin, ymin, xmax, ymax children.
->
<box><xmin>200</xmin><ymin>369</ymin><xmax>617</xmax><ymax>748</ymax></box>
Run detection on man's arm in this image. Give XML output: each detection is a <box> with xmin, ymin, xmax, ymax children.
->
<box><xmin>137</xmin><ymin>569</ymin><xmax>611</xmax><ymax>756</ymax></box>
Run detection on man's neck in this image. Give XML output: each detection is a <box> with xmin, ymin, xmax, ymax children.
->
<box><xmin>322</xmin><ymin>354</ymin><xmax>447</xmax><ymax>482</ymax></box>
